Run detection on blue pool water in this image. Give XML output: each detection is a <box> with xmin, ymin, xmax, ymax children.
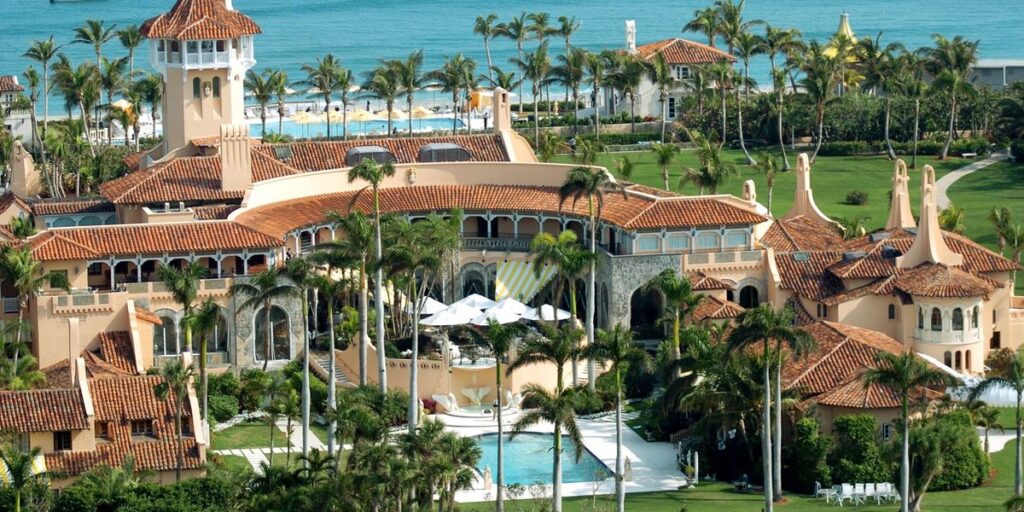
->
<box><xmin>264</xmin><ymin>117</ymin><xmax>466</xmax><ymax>139</ymax></box>
<box><xmin>476</xmin><ymin>433</ymin><xmax>611</xmax><ymax>485</ymax></box>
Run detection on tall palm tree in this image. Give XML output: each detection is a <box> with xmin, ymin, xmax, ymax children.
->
<box><xmin>762</xmin><ymin>25</ymin><xmax>802</xmax><ymax>169</ymax></box>
<box><xmin>485</xmin><ymin>66</ymin><xmax>521</xmax><ymax>93</ymax></box>
<box><xmin>650</xmin><ymin>142</ymin><xmax>680</xmax><ymax>191</ymax></box>
<box><xmin>510</xmin><ymin>384</ymin><xmax>583</xmax><ymax>512</ymax></box>
<box><xmin>683</xmin><ymin>7</ymin><xmax>721</xmax><ymax>47</ymax></box>
<box><xmin>117</xmin><ymin>25</ymin><xmax>143</xmax><ymax>78</ymax></box>
<box><xmin>387</xmin><ymin>50</ymin><xmax>424</xmax><ymax>137</ymax></box>
<box><xmin>0</xmin><ymin>247</ymin><xmax>70</xmax><ymax>350</ymax></box>
<box><xmin>857</xmin><ymin>35</ymin><xmax>905</xmax><ymax>159</ymax></box>
<box><xmin>135</xmin><ymin>73</ymin><xmax>163</xmax><ymax>139</ymax></box>
<box><xmin>610</xmin><ymin>58</ymin><xmax>644</xmax><ymax>134</ymax></box>
<box><xmin>245</xmin><ymin>69</ymin><xmax>275</xmax><ymax>139</ymax></box>
<box><xmin>98</xmin><ymin>57</ymin><xmax>128</xmax><ymax>145</ymax></box>
<box><xmin>644</xmin><ymin>269</ymin><xmax>701</xmax><ymax>364</ymax></box>
<box><xmin>499</xmin><ymin>12</ymin><xmax>530</xmax><ymax>109</ymax></box>
<box><xmin>799</xmin><ymin>42</ymin><xmax>838</xmax><ymax>162</ymax></box>
<box><xmin>21</xmin><ymin>66</ymin><xmax>52</xmax><ymax>194</ymax></box>
<box><xmin>868</xmin><ymin>352</ymin><xmax>957</xmax><ymax>510</ymax></box>
<box><xmin>922</xmin><ymin>35</ymin><xmax>980</xmax><ymax>160</ymax></box>
<box><xmin>582</xmin><ymin>325</ymin><xmax>652</xmax><ymax>512</ymax></box>
<box><xmin>428</xmin><ymin>54</ymin><xmax>476</xmax><ymax>132</ymax></box>
<box><xmin>229</xmin><ymin>269</ymin><xmax>298</xmax><ymax>371</ymax></box>
<box><xmin>1</xmin><ymin>445</ymin><xmax>44</xmax><ymax>512</ymax></box>
<box><xmin>348</xmin><ymin>158</ymin><xmax>396</xmax><ymax>393</ymax></box>
<box><xmin>550</xmin><ymin>47</ymin><xmax>586</xmax><ymax>136</ymax></box>
<box><xmin>755</xmin><ymin>150</ymin><xmax>781</xmax><ymax>215</ymax></box>
<box><xmin>474</xmin><ymin>14</ymin><xmax>500</xmax><ymax>83</ymax></box>
<box><xmin>305</xmin><ymin>258</ymin><xmax>349</xmax><ymax>458</ymax></box>
<box><xmin>708</xmin><ymin>61</ymin><xmax>733</xmax><ymax>141</ymax></box>
<box><xmin>970</xmin><ymin>347</ymin><xmax>1024</xmax><ymax>496</ymax></box>
<box><xmin>321</xmin><ymin>211</ymin><xmax>374</xmax><ymax>386</ymax></box>
<box><xmin>24</xmin><ymin>37</ymin><xmax>63</xmax><ymax>142</ymax></box>
<box><xmin>645</xmin><ymin>53</ymin><xmax>677</xmax><ymax>143</ymax></box>
<box><xmin>559</xmin><ymin>166</ymin><xmax>624</xmax><ymax>390</ymax></box>
<box><xmin>732</xmin><ymin>30</ymin><xmax>760</xmax><ymax>164</ymax></box>
<box><xmin>364</xmin><ymin>63</ymin><xmax>401</xmax><ymax>135</ymax></box>
<box><xmin>276</xmin><ymin>387</ymin><xmax>301</xmax><ymax>462</ymax></box>
<box><xmin>767</xmin><ymin>307</ymin><xmax>815</xmax><ymax>499</ymax></box>
<box><xmin>513</xmin><ymin>42</ymin><xmax>551</xmax><ymax>144</ymax></box>
<box><xmin>472</xmin><ymin>320</ymin><xmax>528</xmax><ymax>512</ymax></box>
<box><xmin>73</xmin><ymin>19</ymin><xmax>116</xmax><ymax>66</ymax></box>
<box><xmin>966</xmin><ymin>400</ymin><xmax>1005</xmax><ymax>458</ymax></box>
<box><xmin>585</xmin><ymin>51</ymin><xmax>609</xmax><ymax>139</ymax></box>
<box><xmin>183</xmin><ymin>297</ymin><xmax>220</xmax><ymax>433</ymax></box>
<box><xmin>54</xmin><ymin>61</ymin><xmax>99</xmax><ymax>164</ymax></box>
<box><xmin>335</xmin><ymin>67</ymin><xmax>354</xmax><ymax>140</ymax></box>
<box><xmin>990</xmin><ymin>207</ymin><xmax>1014</xmax><ymax>256</ymax></box>
<box><xmin>154</xmin><ymin>358</ymin><xmax>196</xmax><ymax>482</ymax></box>
<box><xmin>297</xmin><ymin>54</ymin><xmax>344</xmax><ymax>139</ymax></box>
<box><xmin>156</xmin><ymin>261</ymin><xmax>206</xmax><ymax>357</ymax></box>
<box><xmin>268</xmin><ymin>69</ymin><xmax>290</xmax><ymax>136</ymax></box>
<box><xmin>279</xmin><ymin>257</ymin><xmax>318</xmax><ymax>463</ymax></box>
<box><xmin>680</xmin><ymin>128</ymin><xmax>737</xmax><ymax>194</ymax></box>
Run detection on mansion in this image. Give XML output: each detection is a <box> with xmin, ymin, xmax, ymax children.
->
<box><xmin>0</xmin><ymin>0</ymin><xmax>1021</xmax><ymax>484</ymax></box>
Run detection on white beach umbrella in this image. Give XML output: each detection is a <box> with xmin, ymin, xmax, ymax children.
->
<box><xmin>522</xmin><ymin>305</ymin><xmax>571</xmax><ymax>322</ymax></box>
<box><xmin>470</xmin><ymin>308</ymin><xmax>522</xmax><ymax>326</ymax></box>
<box><xmin>419</xmin><ymin>303</ymin><xmax>481</xmax><ymax>326</ymax></box>
<box><xmin>348</xmin><ymin>109</ymin><xmax>384</xmax><ymax>122</ymax></box>
<box><xmin>490</xmin><ymin>297</ymin><xmax>529</xmax><ymax>315</ymax></box>
<box><xmin>454</xmin><ymin>293</ymin><xmax>497</xmax><ymax>310</ymax></box>
<box><xmin>406</xmin><ymin>296</ymin><xmax>448</xmax><ymax>315</ymax></box>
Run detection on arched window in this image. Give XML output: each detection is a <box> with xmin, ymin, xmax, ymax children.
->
<box><xmin>738</xmin><ymin>286</ymin><xmax>760</xmax><ymax>309</ymax></box>
<box><xmin>888</xmin><ymin>304</ymin><xmax>896</xmax><ymax>320</ymax></box>
<box><xmin>192</xmin><ymin>311</ymin><xmax>230</xmax><ymax>353</ymax></box>
<box><xmin>943</xmin><ymin>351</ymin><xmax>952</xmax><ymax>367</ymax></box>
<box><xmin>952</xmin><ymin>308</ymin><xmax>964</xmax><ymax>331</ymax></box>
<box><xmin>966</xmin><ymin>350</ymin><xmax>972</xmax><ymax>371</ymax></box>
<box><xmin>212</xmin><ymin>77</ymin><xmax>221</xmax><ymax>98</ymax></box>
<box><xmin>955</xmin><ymin>351</ymin><xmax>962</xmax><ymax>369</ymax></box>
<box><xmin>154</xmin><ymin>311</ymin><xmax>178</xmax><ymax>356</ymax></box>
<box><xmin>192</xmin><ymin>78</ymin><xmax>201</xmax><ymax>99</ymax></box>
<box><xmin>973</xmin><ymin>306</ymin><xmax>980</xmax><ymax>328</ymax></box>
<box><xmin>930</xmin><ymin>308</ymin><xmax>942</xmax><ymax>331</ymax></box>
<box><xmin>254</xmin><ymin>306</ymin><xmax>290</xmax><ymax>362</ymax></box>
<box><xmin>918</xmin><ymin>307</ymin><xmax>924</xmax><ymax>329</ymax></box>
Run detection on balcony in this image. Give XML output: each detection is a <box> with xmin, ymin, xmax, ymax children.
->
<box><xmin>462</xmin><ymin>235</ymin><xmax>533</xmax><ymax>252</ymax></box>
<box><xmin>683</xmin><ymin>249</ymin><xmax>763</xmax><ymax>270</ymax></box>
<box><xmin>914</xmin><ymin>327</ymin><xmax>982</xmax><ymax>345</ymax></box>
<box><xmin>184</xmin><ymin>51</ymin><xmax>230</xmax><ymax>68</ymax></box>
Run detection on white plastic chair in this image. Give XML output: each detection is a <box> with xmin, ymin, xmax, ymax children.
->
<box><xmin>815</xmin><ymin>481</ymin><xmax>837</xmax><ymax>502</ymax></box>
<box><xmin>853</xmin><ymin>483</ymin><xmax>866</xmax><ymax>505</ymax></box>
<box><xmin>835</xmin><ymin>484</ymin><xmax>855</xmax><ymax>507</ymax></box>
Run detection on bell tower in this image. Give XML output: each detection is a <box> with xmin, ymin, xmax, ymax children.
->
<box><xmin>141</xmin><ymin>0</ymin><xmax>261</xmax><ymax>152</ymax></box>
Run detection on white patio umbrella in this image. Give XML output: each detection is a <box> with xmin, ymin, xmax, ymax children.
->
<box><xmin>470</xmin><ymin>308</ymin><xmax>522</xmax><ymax>326</ymax></box>
<box><xmin>405</xmin><ymin>296</ymin><xmax>448</xmax><ymax>316</ymax></box>
<box><xmin>522</xmin><ymin>305</ymin><xmax>571</xmax><ymax>322</ymax></box>
<box><xmin>419</xmin><ymin>303</ymin><xmax>481</xmax><ymax>326</ymax></box>
<box><xmin>490</xmin><ymin>297</ymin><xmax>529</xmax><ymax>315</ymax></box>
<box><xmin>454</xmin><ymin>293</ymin><xmax>497</xmax><ymax>310</ymax></box>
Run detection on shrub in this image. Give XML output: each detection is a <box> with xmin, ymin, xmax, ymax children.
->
<box><xmin>624</xmin><ymin>362</ymin><xmax>656</xmax><ymax>399</ymax></box>
<box><xmin>845</xmin><ymin>190</ymin><xmax>869</xmax><ymax>206</ymax></box>
<box><xmin>571</xmin><ymin>386</ymin><xmax>612</xmax><ymax>415</ymax></box>
<box><xmin>787</xmin><ymin>418</ymin><xmax>832</xmax><ymax>493</ymax></box>
<box><xmin>949</xmin><ymin>136</ymin><xmax>990</xmax><ymax>156</ymax></box>
<box><xmin>1011</xmin><ymin>141</ymin><xmax>1024</xmax><ymax>162</ymax></box>
<box><xmin>985</xmin><ymin>347</ymin><xmax>1015</xmax><ymax>378</ymax></box>
<box><xmin>207</xmin><ymin>371</ymin><xmax>239</xmax><ymax>398</ymax></box>
<box><xmin>927</xmin><ymin>410</ymin><xmax>988</xmax><ymax>491</ymax></box>
<box><xmin>829</xmin><ymin>415</ymin><xmax>893</xmax><ymax>484</ymax></box>
<box><xmin>579</xmin><ymin>132</ymin><xmax>660</xmax><ymax>145</ymax></box>
<box><xmin>208</xmin><ymin>394</ymin><xmax>239</xmax><ymax>422</ymax></box>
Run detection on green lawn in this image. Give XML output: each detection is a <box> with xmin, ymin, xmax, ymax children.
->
<box><xmin>458</xmin><ymin>442</ymin><xmax>1016</xmax><ymax>512</ymax></box>
<box><xmin>947</xmin><ymin>161</ymin><xmax>1024</xmax><ymax>252</ymax></box>
<box><xmin>311</xmin><ymin>423</ymin><xmax>330</xmax><ymax>445</ymax></box>
<box><xmin>211</xmin><ymin>421</ymin><xmax>288</xmax><ymax>450</ymax></box>
<box><xmin>213</xmin><ymin>454</ymin><xmax>253</xmax><ymax>474</ymax></box>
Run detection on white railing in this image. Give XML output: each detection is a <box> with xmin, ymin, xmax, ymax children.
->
<box><xmin>185</xmin><ymin>52</ymin><xmax>230</xmax><ymax>67</ymax></box>
<box><xmin>915</xmin><ymin>327</ymin><xmax>982</xmax><ymax>345</ymax></box>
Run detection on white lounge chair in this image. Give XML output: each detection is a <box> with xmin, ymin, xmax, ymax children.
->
<box><xmin>814</xmin><ymin>481</ymin><xmax>836</xmax><ymax>502</ymax></box>
<box><xmin>833</xmin><ymin>484</ymin><xmax>855</xmax><ymax>507</ymax></box>
<box><xmin>853</xmin><ymin>483</ymin><xmax>867</xmax><ymax>505</ymax></box>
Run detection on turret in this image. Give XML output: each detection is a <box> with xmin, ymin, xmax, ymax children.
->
<box><xmin>782</xmin><ymin>153</ymin><xmax>832</xmax><ymax>225</ymax></box>
<box><xmin>885</xmin><ymin>159</ymin><xmax>915</xmax><ymax>230</ymax></box>
<box><xmin>897</xmin><ymin>165</ymin><xmax>964</xmax><ymax>268</ymax></box>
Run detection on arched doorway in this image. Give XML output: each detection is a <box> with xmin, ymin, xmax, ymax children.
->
<box><xmin>630</xmin><ymin>288</ymin><xmax>663</xmax><ymax>340</ymax></box>
<box><xmin>254</xmin><ymin>305</ymin><xmax>290</xmax><ymax>362</ymax></box>
<box><xmin>738</xmin><ymin>286</ymin><xmax>760</xmax><ymax>308</ymax></box>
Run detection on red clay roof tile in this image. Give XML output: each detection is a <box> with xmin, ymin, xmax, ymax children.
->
<box><xmin>140</xmin><ymin>0</ymin><xmax>261</xmax><ymax>40</ymax></box>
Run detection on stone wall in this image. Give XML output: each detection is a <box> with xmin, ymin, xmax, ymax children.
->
<box><xmin>598</xmin><ymin>252</ymin><xmax>681</xmax><ymax>329</ymax></box>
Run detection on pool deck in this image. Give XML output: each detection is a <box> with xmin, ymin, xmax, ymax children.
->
<box><xmin>435</xmin><ymin>411</ymin><xmax>689</xmax><ymax>503</ymax></box>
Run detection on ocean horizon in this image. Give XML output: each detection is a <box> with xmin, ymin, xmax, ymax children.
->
<box><xmin>2</xmin><ymin>0</ymin><xmax>1022</xmax><ymax>108</ymax></box>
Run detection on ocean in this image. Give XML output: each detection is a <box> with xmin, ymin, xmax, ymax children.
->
<box><xmin>1</xmin><ymin>0</ymin><xmax>1021</xmax><ymax>107</ymax></box>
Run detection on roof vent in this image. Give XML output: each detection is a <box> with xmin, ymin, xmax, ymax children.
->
<box><xmin>272</xmin><ymin>145</ymin><xmax>293</xmax><ymax>161</ymax></box>
<box><xmin>417</xmin><ymin>142</ymin><xmax>471</xmax><ymax>163</ymax></box>
<box><xmin>792</xmin><ymin>252</ymin><xmax>810</xmax><ymax>262</ymax></box>
<box><xmin>881</xmin><ymin>245</ymin><xmax>901</xmax><ymax>259</ymax></box>
<box><xmin>842</xmin><ymin>251</ymin><xmax>866</xmax><ymax>262</ymax></box>
<box><xmin>345</xmin><ymin>146</ymin><xmax>397</xmax><ymax>167</ymax></box>
<box><xmin>869</xmin><ymin>231</ymin><xmax>891</xmax><ymax>242</ymax></box>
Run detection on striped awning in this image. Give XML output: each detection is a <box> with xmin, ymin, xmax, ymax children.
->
<box><xmin>495</xmin><ymin>261</ymin><xmax>556</xmax><ymax>302</ymax></box>
<box><xmin>0</xmin><ymin>453</ymin><xmax>47</xmax><ymax>484</ymax></box>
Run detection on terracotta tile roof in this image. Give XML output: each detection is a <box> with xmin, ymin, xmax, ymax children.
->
<box><xmin>192</xmin><ymin>204</ymin><xmax>238</xmax><ymax>220</ymax></box>
<box><xmin>27</xmin><ymin>222</ymin><xmax>280</xmax><ymax>261</ymax></box>
<box><xmin>815</xmin><ymin>371</ymin><xmax>944</xmax><ymax>409</ymax></box>
<box><xmin>30</xmin><ymin>197</ymin><xmax>113</xmax><ymax>216</ymax></box>
<box><xmin>820</xmin><ymin>276</ymin><xmax>896</xmax><ymax>306</ymax></box>
<box><xmin>786</xmin><ymin>296</ymin><xmax>815</xmax><ymax>325</ymax></box>
<box><xmin>0</xmin><ymin>76</ymin><xmax>24</xmax><ymax>93</ymax></box>
<box><xmin>634</xmin><ymin>38</ymin><xmax>735</xmax><ymax>65</ymax></box>
<box><xmin>761</xmin><ymin>216</ymin><xmax>843</xmax><ymax>252</ymax></box>
<box><xmin>123</xmin><ymin>151</ymin><xmax>145</xmax><ymax>172</ymax></box>
<box><xmin>135</xmin><ymin>308</ymin><xmax>164</xmax><ymax>325</ymax></box>
<box><xmin>831</xmin><ymin>228</ymin><xmax>1020</xmax><ymax>279</ymax></box>
<box><xmin>693</xmin><ymin>295</ymin><xmax>744</xmax><ymax>322</ymax></box>
<box><xmin>623</xmin><ymin>182</ymin><xmax>679</xmax><ymax>198</ymax></box>
<box><xmin>0</xmin><ymin>193</ymin><xmax>31</xmax><ymax>215</ymax></box>
<box><xmin>100</xmin><ymin>156</ymin><xmax>235</xmax><ymax>205</ymax></box>
<box><xmin>892</xmin><ymin>263</ymin><xmax>1002</xmax><ymax>298</ymax></box>
<box><xmin>623</xmin><ymin>197</ymin><xmax>767</xmax><ymax>230</ymax></box>
<box><xmin>784</xmin><ymin>321</ymin><xmax>905</xmax><ymax>396</ymax></box>
<box><xmin>688</xmin><ymin>272</ymin><xmax>732</xmax><ymax>291</ymax></box>
<box><xmin>774</xmin><ymin>251</ymin><xmax>845</xmax><ymax>300</ymax></box>
<box><xmin>0</xmin><ymin>388</ymin><xmax>88</xmax><ymax>432</ymax></box>
<box><xmin>140</xmin><ymin>0</ymin><xmax>261</xmax><ymax>40</ymax></box>
<box><xmin>98</xmin><ymin>332</ymin><xmax>138</xmax><ymax>375</ymax></box>
<box><xmin>258</xmin><ymin>134</ymin><xmax>510</xmax><ymax>171</ymax></box>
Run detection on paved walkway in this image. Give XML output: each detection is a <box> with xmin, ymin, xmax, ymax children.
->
<box><xmin>213</xmin><ymin>418</ymin><xmax>336</xmax><ymax>474</ymax></box>
<box><xmin>935</xmin><ymin>153</ymin><xmax>1008</xmax><ymax>209</ymax></box>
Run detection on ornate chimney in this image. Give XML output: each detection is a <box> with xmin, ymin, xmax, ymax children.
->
<box><xmin>885</xmin><ymin>159</ymin><xmax>915</xmax><ymax>229</ymax></box>
<box><xmin>219</xmin><ymin>124</ymin><xmax>252</xmax><ymax>191</ymax></box>
<box><xmin>492</xmin><ymin>87</ymin><xmax>512</xmax><ymax>133</ymax></box>
<box><xmin>625</xmin><ymin>20</ymin><xmax>637</xmax><ymax>54</ymax></box>
<box><xmin>9</xmin><ymin>140</ymin><xmax>40</xmax><ymax>198</ymax></box>
<box><xmin>897</xmin><ymin>165</ymin><xmax>963</xmax><ymax>268</ymax></box>
<box><xmin>782</xmin><ymin>153</ymin><xmax>832</xmax><ymax>224</ymax></box>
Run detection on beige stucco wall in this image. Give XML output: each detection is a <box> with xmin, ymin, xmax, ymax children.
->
<box><xmin>162</xmin><ymin>66</ymin><xmax>244</xmax><ymax>153</ymax></box>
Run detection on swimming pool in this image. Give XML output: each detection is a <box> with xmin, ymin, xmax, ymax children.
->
<box><xmin>262</xmin><ymin>117</ymin><xmax>466</xmax><ymax>139</ymax></box>
<box><xmin>475</xmin><ymin>433</ymin><xmax>611</xmax><ymax>485</ymax></box>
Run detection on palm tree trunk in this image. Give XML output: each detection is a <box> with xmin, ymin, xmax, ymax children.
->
<box><xmin>553</xmin><ymin>420</ymin><xmax>563</xmax><ymax>512</ymax></box>
<box><xmin>762</xmin><ymin>353</ymin><xmax>774</xmax><ymax>512</ymax></box>
<box><xmin>359</xmin><ymin>260</ymin><xmax>369</xmax><ymax>386</ymax></box>
<box><xmin>941</xmin><ymin>96</ymin><xmax>956</xmax><ymax>160</ymax></box>
<box><xmin>342</xmin><ymin>99</ymin><xmax>349</xmax><ymax>141</ymax></box>
<box><xmin>175</xmin><ymin>398</ymin><xmax>184</xmax><ymax>481</ymax></box>
<box><xmin>301</xmin><ymin>292</ymin><xmax>311</xmax><ymax>464</ymax></box>
<box><xmin>201</xmin><ymin>335</ymin><xmax>208</xmax><ymax>439</ymax></box>
<box><xmin>327</xmin><ymin>296</ymin><xmax>337</xmax><ymax>458</ymax></box>
<box><xmin>264</xmin><ymin>305</ymin><xmax>273</xmax><ymax>371</ymax></box>
<box><xmin>485</xmin><ymin>39</ymin><xmax>493</xmax><ymax>83</ymax></box>
<box><xmin>572</xmin><ymin>91</ymin><xmax>580</xmax><ymax>137</ymax></box>
<box><xmin>660</xmin><ymin>95</ymin><xmax>667</xmax><ymax>144</ymax></box>
<box><xmin>587</xmin><ymin>201</ymin><xmax>597</xmax><ymax>392</ymax></box>
<box><xmin>408</xmin><ymin>97</ymin><xmax>414</xmax><ymax>137</ymax></box>
<box><xmin>570</xmin><ymin>281</ymin><xmax>579</xmax><ymax>386</ymax></box>
<box><xmin>374</xmin><ymin>191</ymin><xmax>388</xmax><ymax>392</ymax></box>
<box><xmin>408</xmin><ymin>296</ymin><xmax>421</xmax><ymax>433</ymax></box>
<box><xmin>900</xmin><ymin>396</ymin><xmax>910</xmax><ymax>512</ymax></box>
<box><xmin>278</xmin><ymin>101</ymin><xmax>284</xmax><ymax>135</ymax></box>
<box><xmin>811</xmin><ymin>111</ymin><xmax>825</xmax><ymax>162</ymax></box>
<box><xmin>630</xmin><ymin>96</ymin><xmax>637</xmax><ymax>134</ymax></box>
<box><xmin>736</xmin><ymin>88</ymin><xmax>754</xmax><ymax>165</ymax></box>
<box><xmin>261</xmin><ymin>111</ymin><xmax>267</xmax><ymax>140</ymax></box>
<box><xmin>777</xmin><ymin>90</ymin><xmax>789</xmax><ymax>170</ymax></box>
<box><xmin>533</xmin><ymin>90</ymin><xmax>540</xmax><ymax>146</ymax></box>
<box><xmin>720</xmin><ymin>92</ymin><xmax>727</xmax><ymax>142</ymax></box>
<box><xmin>1016</xmin><ymin>391</ymin><xmax>1022</xmax><ymax>496</ymax></box>
<box><xmin>911</xmin><ymin>99</ymin><xmax>921</xmax><ymax>169</ymax></box>
<box><xmin>884</xmin><ymin>98</ymin><xmax>896</xmax><ymax>160</ymax></box>
<box><xmin>496</xmin><ymin>361</ymin><xmax>505</xmax><ymax>512</ymax></box>
<box><xmin>773</xmin><ymin>363</ymin><xmax>782</xmax><ymax>499</ymax></box>
<box><xmin>615</xmin><ymin>377</ymin><xmax>625</xmax><ymax>512</ymax></box>
<box><xmin>325</xmin><ymin>97</ymin><xmax>332</xmax><ymax>139</ymax></box>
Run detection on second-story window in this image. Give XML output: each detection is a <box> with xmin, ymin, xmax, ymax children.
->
<box><xmin>931</xmin><ymin>308</ymin><xmax>942</xmax><ymax>331</ymax></box>
<box><xmin>952</xmin><ymin>308</ymin><xmax>964</xmax><ymax>331</ymax></box>
<box><xmin>192</xmin><ymin>78</ymin><xmax>201</xmax><ymax>99</ymax></box>
<box><xmin>131</xmin><ymin>419</ymin><xmax>154</xmax><ymax>437</ymax></box>
<box><xmin>53</xmin><ymin>431</ymin><xmax>72</xmax><ymax>451</ymax></box>
<box><xmin>212</xmin><ymin>77</ymin><xmax>221</xmax><ymax>98</ymax></box>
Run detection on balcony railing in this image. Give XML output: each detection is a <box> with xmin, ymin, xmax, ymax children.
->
<box><xmin>914</xmin><ymin>327</ymin><xmax>982</xmax><ymax>345</ymax></box>
<box><xmin>185</xmin><ymin>51</ymin><xmax>230</xmax><ymax>67</ymax></box>
<box><xmin>462</xmin><ymin>236</ymin><xmax>533</xmax><ymax>252</ymax></box>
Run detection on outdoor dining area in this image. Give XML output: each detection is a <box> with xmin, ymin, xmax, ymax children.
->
<box><xmin>814</xmin><ymin>482</ymin><xmax>901</xmax><ymax>506</ymax></box>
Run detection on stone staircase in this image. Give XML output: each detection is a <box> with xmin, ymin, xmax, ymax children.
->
<box><xmin>310</xmin><ymin>351</ymin><xmax>354</xmax><ymax>388</ymax></box>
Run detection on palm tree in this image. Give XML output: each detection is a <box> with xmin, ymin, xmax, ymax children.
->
<box><xmin>77</xmin><ymin>454</ymin><xmax>149</xmax><ymax>509</ymax></box>
<box><xmin>429</xmin><ymin>54</ymin><xmax>476</xmax><ymax>132</ymax></box>
<box><xmin>799</xmin><ymin>42</ymin><xmax>838</xmax><ymax>161</ymax></box>
<box><xmin>922</xmin><ymin>35</ymin><xmax>980</xmax><ymax>160</ymax></box>
<box><xmin>762</xmin><ymin>25</ymin><xmax>802</xmax><ymax>169</ymax></box>
<box><xmin>335</xmin><ymin>67</ymin><xmax>355</xmax><ymax>140</ymax></box>
<box><xmin>24</xmin><ymin>37</ymin><xmax>63</xmax><ymax>141</ymax></box>
<box><xmin>550</xmin><ymin>47</ymin><xmax>586</xmax><ymax>136</ymax></box>
<box><xmin>154</xmin><ymin>358</ymin><xmax>196</xmax><ymax>482</ymax></box>
<box><xmin>991</xmin><ymin>207</ymin><xmax>1015</xmax><ymax>256</ymax></box>
<box><xmin>20</xmin><ymin>66</ymin><xmax>52</xmax><ymax>194</ymax></box>
<box><xmin>970</xmin><ymin>347</ymin><xmax>1024</xmax><ymax>496</ymax></box>
<box><xmin>0</xmin><ymin>247</ymin><xmax>70</xmax><ymax>349</ymax></box>
<box><xmin>297</xmin><ymin>54</ymin><xmax>344</xmax><ymax>139</ymax></box>
<box><xmin>73</xmin><ymin>19</ymin><xmax>116</xmax><ymax>66</ymax></box>
<box><xmin>54</xmin><ymin>61</ymin><xmax>99</xmax><ymax>165</ymax></box>
<box><xmin>1</xmin><ymin>445</ymin><xmax>44</xmax><ymax>512</ymax></box>
<box><xmin>868</xmin><ymin>352</ymin><xmax>957</xmax><ymax>510</ymax></box>
<box><xmin>510</xmin><ymin>384</ymin><xmax>583</xmax><ymax>512</ymax></box>
<box><xmin>117</xmin><ymin>25</ymin><xmax>143</xmax><ymax>77</ymax></box>
<box><xmin>585</xmin><ymin>51</ymin><xmax>610</xmax><ymax>139</ymax></box>
<box><xmin>229</xmin><ymin>269</ymin><xmax>298</xmax><ymax>371</ymax></box>
<box><xmin>485</xmin><ymin>66</ymin><xmax>521</xmax><ymax>93</ymax></box>
<box><xmin>966</xmin><ymin>400</ymin><xmax>1004</xmax><ymax>458</ymax></box>
<box><xmin>245</xmin><ymin>70</ymin><xmax>275</xmax><ymax>139</ymax></box>
<box><xmin>857</xmin><ymin>35</ymin><xmax>904</xmax><ymax>159</ymax></box>
<box><xmin>499</xmin><ymin>12</ymin><xmax>530</xmax><ymax>109</ymax></box>
<box><xmin>387</xmin><ymin>50</ymin><xmax>424</xmax><ymax>137</ymax></box>
<box><xmin>645</xmin><ymin>53</ymin><xmax>677</xmax><ymax>143</ymax></box>
<box><xmin>939</xmin><ymin>204</ymin><xmax>967</xmax><ymax>234</ymax></box>
<box><xmin>473</xmin><ymin>320</ymin><xmax>528</xmax><ymax>512</ymax></box>
<box><xmin>278</xmin><ymin>257</ymin><xmax>317</xmax><ymax>463</ymax></box>
<box><xmin>732</xmin><ymin>30</ymin><xmax>760</xmax><ymax>164</ymax></box>
<box><xmin>364</xmin><ymin>63</ymin><xmax>401</xmax><ymax>135</ymax></box>
<box><xmin>582</xmin><ymin>325</ymin><xmax>652</xmax><ymax>512</ymax></box>
<box><xmin>348</xmin><ymin>158</ymin><xmax>396</xmax><ymax>392</ymax></box>
<box><xmin>135</xmin><ymin>73</ymin><xmax>163</xmax><ymax>139</ymax></box>
<box><xmin>321</xmin><ymin>211</ymin><xmax>374</xmax><ymax>386</ymax></box>
<box><xmin>680</xmin><ymin>128</ymin><xmax>737</xmax><ymax>194</ymax></box>
<box><xmin>650</xmin><ymin>142</ymin><xmax>680</xmax><ymax>191</ymax></box>
<box><xmin>708</xmin><ymin>61</ymin><xmax>733</xmax><ymax>141</ymax></box>
<box><xmin>645</xmin><ymin>269</ymin><xmax>701</xmax><ymax>364</ymax></box>
<box><xmin>755</xmin><ymin>150</ymin><xmax>780</xmax><ymax>215</ymax></box>
<box><xmin>512</xmin><ymin>43</ymin><xmax>551</xmax><ymax>144</ymax></box>
<box><xmin>183</xmin><ymin>297</ymin><xmax>220</xmax><ymax>433</ymax></box>
<box><xmin>98</xmin><ymin>57</ymin><xmax>128</xmax><ymax>145</ymax></box>
<box><xmin>684</xmin><ymin>7</ymin><xmax>720</xmax><ymax>47</ymax></box>
<box><xmin>474</xmin><ymin>14</ymin><xmax>500</xmax><ymax>83</ymax></box>
<box><xmin>268</xmin><ymin>69</ymin><xmax>290</xmax><ymax>136</ymax></box>
<box><xmin>156</xmin><ymin>262</ymin><xmax>206</xmax><ymax>357</ymax></box>
<box><xmin>610</xmin><ymin>58</ymin><xmax>644</xmax><ymax>135</ymax></box>
<box><xmin>276</xmin><ymin>387</ymin><xmax>302</xmax><ymax>462</ymax></box>
<box><xmin>899</xmin><ymin>66</ymin><xmax>928</xmax><ymax>168</ymax></box>
<box><xmin>304</xmin><ymin>261</ymin><xmax>348</xmax><ymax>458</ymax></box>
<box><xmin>559</xmin><ymin>166</ymin><xmax>624</xmax><ymax>390</ymax></box>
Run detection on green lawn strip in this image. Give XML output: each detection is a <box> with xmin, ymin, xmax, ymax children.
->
<box><xmin>311</xmin><ymin>423</ymin><xmax>330</xmax><ymax>445</ymax></box>
<box><xmin>212</xmin><ymin>454</ymin><xmax>252</xmax><ymax>474</ymax></box>
<box><xmin>211</xmin><ymin>420</ymin><xmax>289</xmax><ymax>450</ymax></box>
